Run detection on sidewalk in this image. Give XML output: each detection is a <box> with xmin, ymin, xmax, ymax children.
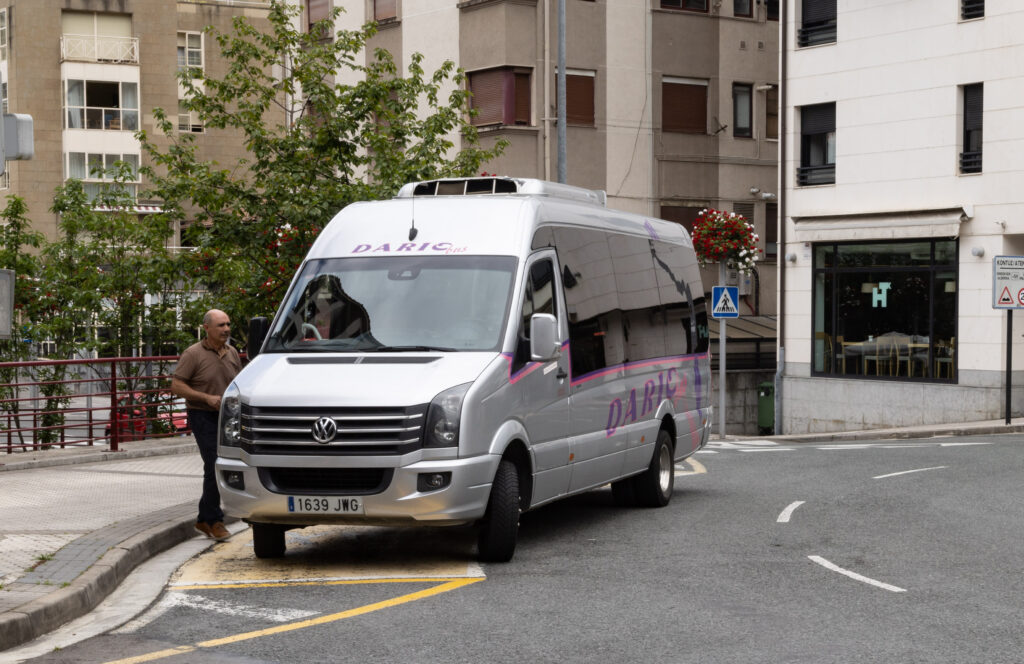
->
<box><xmin>2</xmin><ymin>419</ymin><xmax>1024</xmax><ymax>653</ymax></box>
<box><xmin>0</xmin><ymin>436</ymin><xmax>206</xmax><ymax>652</ymax></box>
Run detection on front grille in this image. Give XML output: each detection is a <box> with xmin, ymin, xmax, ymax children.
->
<box><xmin>241</xmin><ymin>403</ymin><xmax>427</xmax><ymax>455</ymax></box>
<box><xmin>259</xmin><ymin>467</ymin><xmax>393</xmax><ymax>495</ymax></box>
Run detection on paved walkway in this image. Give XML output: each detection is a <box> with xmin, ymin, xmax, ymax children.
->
<box><xmin>2</xmin><ymin>419</ymin><xmax>1024</xmax><ymax>653</ymax></box>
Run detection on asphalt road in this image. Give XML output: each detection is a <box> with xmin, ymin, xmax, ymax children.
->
<box><xmin>21</xmin><ymin>433</ymin><xmax>1024</xmax><ymax>664</ymax></box>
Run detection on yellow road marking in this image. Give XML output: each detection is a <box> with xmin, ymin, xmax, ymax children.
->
<box><xmin>174</xmin><ymin>526</ymin><xmax>477</xmax><ymax>585</ymax></box>
<box><xmin>675</xmin><ymin>457</ymin><xmax>707</xmax><ymax>476</ymax></box>
<box><xmin>104</xmin><ymin>577</ymin><xmax>482</xmax><ymax>664</ymax></box>
<box><xmin>174</xmin><ymin>576</ymin><xmax>480</xmax><ymax>591</ymax></box>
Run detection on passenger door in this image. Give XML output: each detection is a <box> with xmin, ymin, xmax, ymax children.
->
<box><xmin>512</xmin><ymin>252</ymin><xmax>571</xmax><ymax>504</ymax></box>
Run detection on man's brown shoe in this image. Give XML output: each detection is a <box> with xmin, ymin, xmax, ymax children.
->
<box><xmin>196</xmin><ymin>521</ymin><xmax>231</xmax><ymax>541</ymax></box>
<box><xmin>209</xmin><ymin>522</ymin><xmax>231</xmax><ymax>540</ymax></box>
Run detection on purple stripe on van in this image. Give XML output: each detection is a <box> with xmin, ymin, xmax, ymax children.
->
<box><xmin>570</xmin><ymin>353</ymin><xmax>699</xmax><ymax>388</ymax></box>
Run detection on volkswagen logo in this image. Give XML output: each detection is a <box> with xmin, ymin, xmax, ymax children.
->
<box><xmin>311</xmin><ymin>416</ymin><xmax>338</xmax><ymax>444</ymax></box>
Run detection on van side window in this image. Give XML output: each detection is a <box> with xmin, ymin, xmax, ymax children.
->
<box><xmin>513</xmin><ymin>258</ymin><xmax>558</xmax><ymax>372</ymax></box>
<box><xmin>552</xmin><ymin>226</ymin><xmax>707</xmax><ymax>382</ymax></box>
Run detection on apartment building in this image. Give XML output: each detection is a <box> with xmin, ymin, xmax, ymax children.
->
<box><xmin>0</xmin><ymin>0</ymin><xmax>272</xmax><ymax>243</ymax></box>
<box><xmin>781</xmin><ymin>0</ymin><xmax>1022</xmax><ymax>432</ymax></box>
<box><xmin>311</xmin><ymin>0</ymin><xmax>780</xmax><ymax>324</ymax></box>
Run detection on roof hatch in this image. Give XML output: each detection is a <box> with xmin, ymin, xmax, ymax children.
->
<box><xmin>396</xmin><ymin>177</ymin><xmax>607</xmax><ymax>207</ymax></box>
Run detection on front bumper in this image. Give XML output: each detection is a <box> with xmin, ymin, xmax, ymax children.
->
<box><xmin>216</xmin><ymin>453</ymin><xmax>500</xmax><ymax>527</ymax></box>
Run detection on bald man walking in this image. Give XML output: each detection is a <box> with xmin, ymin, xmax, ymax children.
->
<box><xmin>171</xmin><ymin>309</ymin><xmax>242</xmax><ymax>541</ymax></box>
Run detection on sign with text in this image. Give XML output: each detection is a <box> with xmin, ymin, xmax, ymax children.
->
<box><xmin>993</xmin><ymin>256</ymin><xmax>1024</xmax><ymax>309</ymax></box>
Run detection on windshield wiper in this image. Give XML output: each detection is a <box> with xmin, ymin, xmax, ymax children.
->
<box><xmin>364</xmin><ymin>345</ymin><xmax>458</xmax><ymax>353</ymax></box>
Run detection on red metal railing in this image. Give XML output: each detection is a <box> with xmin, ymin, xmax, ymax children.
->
<box><xmin>0</xmin><ymin>355</ymin><xmax>189</xmax><ymax>454</ymax></box>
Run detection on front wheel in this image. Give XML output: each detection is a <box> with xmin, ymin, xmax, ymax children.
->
<box><xmin>252</xmin><ymin>522</ymin><xmax>286</xmax><ymax>558</ymax></box>
<box><xmin>633</xmin><ymin>429</ymin><xmax>674</xmax><ymax>508</ymax></box>
<box><xmin>477</xmin><ymin>459</ymin><xmax>520</xmax><ymax>563</ymax></box>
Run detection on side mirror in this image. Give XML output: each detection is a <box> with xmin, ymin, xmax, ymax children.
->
<box><xmin>530</xmin><ymin>313</ymin><xmax>561</xmax><ymax>361</ymax></box>
<box><xmin>247</xmin><ymin>316</ymin><xmax>270</xmax><ymax>359</ymax></box>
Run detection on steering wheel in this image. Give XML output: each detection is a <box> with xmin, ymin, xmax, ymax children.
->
<box><xmin>301</xmin><ymin>323</ymin><xmax>323</xmax><ymax>340</ymax></box>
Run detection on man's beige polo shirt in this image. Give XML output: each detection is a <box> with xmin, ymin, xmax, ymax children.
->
<box><xmin>173</xmin><ymin>338</ymin><xmax>242</xmax><ymax>411</ymax></box>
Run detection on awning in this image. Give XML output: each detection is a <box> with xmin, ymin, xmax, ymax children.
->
<box><xmin>791</xmin><ymin>206</ymin><xmax>972</xmax><ymax>242</ymax></box>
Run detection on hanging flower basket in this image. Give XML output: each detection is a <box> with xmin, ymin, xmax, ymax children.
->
<box><xmin>691</xmin><ymin>208</ymin><xmax>761</xmax><ymax>274</ymax></box>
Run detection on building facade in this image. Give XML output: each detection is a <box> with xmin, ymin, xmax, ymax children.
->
<box><xmin>0</xmin><ymin>0</ymin><xmax>271</xmax><ymax>243</ymax></box>
<box><xmin>309</xmin><ymin>0</ymin><xmax>780</xmax><ymax>321</ymax></box>
<box><xmin>780</xmin><ymin>0</ymin><xmax>1021</xmax><ymax>433</ymax></box>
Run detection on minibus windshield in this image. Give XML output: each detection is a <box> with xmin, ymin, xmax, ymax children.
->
<box><xmin>265</xmin><ymin>255</ymin><xmax>517</xmax><ymax>353</ymax></box>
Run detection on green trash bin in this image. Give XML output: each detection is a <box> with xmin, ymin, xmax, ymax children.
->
<box><xmin>757</xmin><ymin>381</ymin><xmax>774</xmax><ymax>435</ymax></box>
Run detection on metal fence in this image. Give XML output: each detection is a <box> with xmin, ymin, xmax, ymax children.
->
<box><xmin>0</xmin><ymin>355</ymin><xmax>188</xmax><ymax>454</ymax></box>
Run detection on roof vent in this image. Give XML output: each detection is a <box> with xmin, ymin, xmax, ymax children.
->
<box><xmin>397</xmin><ymin>177</ymin><xmax>607</xmax><ymax>207</ymax></box>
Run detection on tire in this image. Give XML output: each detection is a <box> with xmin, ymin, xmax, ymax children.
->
<box><xmin>477</xmin><ymin>459</ymin><xmax>520</xmax><ymax>563</ymax></box>
<box><xmin>252</xmin><ymin>523</ymin><xmax>286</xmax><ymax>558</ymax></box>
<box><xmin>611</xmin><ymin>478</ymin><xmax>637</xmax><ymax>507</ymax></box>
<box><xmin>632</xmin><ymin>429</ymin><xmax>674</xmax><ymax>508</ymax></box>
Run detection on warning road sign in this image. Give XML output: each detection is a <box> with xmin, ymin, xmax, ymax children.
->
<box><xmin>711</xmin><ymin>286</ymin><xmax>739</xmax><ymax>319</ymax></box>
<box><xmin>994</xmin><ymin>256</ymin><xmax>1024</xmax><ymax>309</ymax></box>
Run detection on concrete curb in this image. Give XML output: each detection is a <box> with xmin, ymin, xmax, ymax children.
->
<box><xmin>0</xmin><ymin>508</ymin><xmax>197</xmax><ymax>652</ymax></box>
<box><xmin>770</xmin><ymin>422</ymin><xmax>1024</xmax><ymax>444</ymax></box>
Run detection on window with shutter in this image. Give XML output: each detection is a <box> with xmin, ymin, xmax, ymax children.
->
<box><xmin>765</xmin><ymin>86</ymin><xmax>779</xmax><ymax>139</ymax></box>
<box><xmin>374</xmin><ymin>0</ymin><xmax>397</xmax><ymax>21</ymax></box>
<box><xmin>660</xmin><ymin>0</ymin><xmax>709</xmax><ymax>11</ymax></box>
<box><xmin>514</xmin><ymin>73</ymin><xmax>531</xmax><ymax>125</ymax></box>
<box><xmin>468</xmin><ymin>68</ymin><xmax>532</xmax><ymax>127</ymax></box>
<box><xmin>660</xmin><ymin>205</ymin><xmax>701</xmax><ymax>236</ymax></box>
<box><xmin>307</xmin><ymin>0</ymin><xmax>330</xmax><ymax>32</ymax></box>
<box><xmin>764</xmin><ymin>203</ymin><xmax>777</xmax><ymax>258</ymax></box>
<box><xmin>798</xmin><ymin>0</ymin><xmax>836</xmax><ymax>47</ymax></box>
<box><xmin>662</xmin><ymin>78</ymin><xmax>707</xmax><ymax>134</ymax></box>
<box><xmin>798</xmin><ymin>102</ymin><xmax>836</xmax><ymax>185</ymax></box>
<box><xmin>961</xmin><ymin>83</ymin><xmax>983</xmax><ymax>174</ymax></box>
<box><xmin>565</xmin><ymin>72</ymin><xmax>595</xmax><ymax>126</ymax></box>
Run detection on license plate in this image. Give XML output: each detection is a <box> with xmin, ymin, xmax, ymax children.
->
<box><xmin>287</xmin><ymin>496</ymin><xmax>365</xmax><ymax>514</ymax></box>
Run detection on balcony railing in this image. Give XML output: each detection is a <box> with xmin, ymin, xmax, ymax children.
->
<box><xmin>961</xmin><ymin>0</ymin><xmax>984</xmax><ymax>20</ymax></box>
<box><xmin>960</xmin><ymin>151</ymin><xmax>982</xmax><ymax>174</ymax></box>
<box><xmin>60</xmin><ymin>35</ymin><xmax>139</xmax><ymax>64</ymax></box>
<box><xmin>797</xmin><ymin>19</ymin><xmax>837</xmax><ymax>47</ymax></box>
<box><xmin>797</xmin><ymin>163</ymin><xmax>835</xmax><ymax>186</ymax></box>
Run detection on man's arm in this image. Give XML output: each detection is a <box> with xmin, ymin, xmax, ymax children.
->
<box><xmin>170</xmin><ymin>377</ymin><xmax>223</xmax><ymax>411</ymax></box>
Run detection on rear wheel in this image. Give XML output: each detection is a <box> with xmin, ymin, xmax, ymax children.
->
<box><xmin>477</xmin><ymin>459</ymin><xmax>520</xmax><ymax>563</ymax></box>
<box><xmin>633</xmin><ymin>429</ymin><xmax>674</xmax><ymax>508</ymax></box>
<box><xmin>252</xmin><ymin>523</ymin><xmax>286</xmax><ymax>558</ymax></box>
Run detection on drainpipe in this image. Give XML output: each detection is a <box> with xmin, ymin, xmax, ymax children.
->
<box><xmin>543</xmin><ymin>0</ymin><xmax>551</xmax><ymax>181</ymax></box>
<box><xmin>774</xmin><ymin>0</ymin><xmax>788</xmax><ymax>436</ymax></box>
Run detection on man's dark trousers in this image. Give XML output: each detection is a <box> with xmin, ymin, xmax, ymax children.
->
<box><xmin>188</xmin><ymin>409</ymin><xmax>225</xmax><ymax>525</ymax></box>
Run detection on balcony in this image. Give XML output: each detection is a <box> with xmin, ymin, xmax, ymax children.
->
<box><xmin>60</xmin><ymin>35</ymin><xmax>139</xmax><ymax>64</ymax></box>
<box><xmin>797</xmin><ymin>164</ymin><xmax>835</xmax><ymax>186</ymax></box>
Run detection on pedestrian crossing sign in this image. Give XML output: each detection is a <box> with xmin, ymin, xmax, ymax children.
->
<box><xmin>711</xmin><ymin>286</ymin><xmax>739</xmax><ymax>319</ymax></box>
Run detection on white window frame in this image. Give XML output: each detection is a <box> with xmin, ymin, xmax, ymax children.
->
<box><xmin>177</xmin><ymin>31</ymin><xmax>203</xmax><ymax>72</ymax></box>
<box><xmin>64</xmin><ymin>79</ymin><xmax>139</xmax><ymax>131</ymax></box>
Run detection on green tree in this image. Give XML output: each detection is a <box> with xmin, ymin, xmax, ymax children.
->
<box><xmin>140</xmin><ymin>1</ymin><xmax>504</xmax><ymax>325</ymax></box>
<box><xmin>0</xmin><ymin>196</ymin><xmax>45</xmax><ymax>447</ymax></box>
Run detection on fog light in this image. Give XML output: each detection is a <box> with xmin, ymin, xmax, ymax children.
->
<box><xmin>417</xmin><ymin>472</ymin><xmax>451</xmax><ymax>492</ymax></box>
<box><xmin>223</xmin><ymin>470</ymin><xmax>245</xmax><ymax>490</ymax></box>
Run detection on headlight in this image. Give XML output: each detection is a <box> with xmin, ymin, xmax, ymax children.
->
<box><xmin>424</xmin><ymin>383</ymin><xmax>471</xmax><ymax>448</ymax></box>
<box><xmin>219</xmin><ymin>383</ymin><xmax>242</xmax><ymax>447</ymax></box>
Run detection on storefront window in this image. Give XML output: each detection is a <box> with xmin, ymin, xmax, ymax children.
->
<box><xmin>812</xmin><ymin>239</ymin><xmax>957</xmax><ymax>381</ymax></box>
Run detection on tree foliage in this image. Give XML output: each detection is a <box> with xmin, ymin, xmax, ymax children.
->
<box><xmin>141</xmin><ymin>1</ymin><xmax>505</xmax><ymax>325</ymax></box>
